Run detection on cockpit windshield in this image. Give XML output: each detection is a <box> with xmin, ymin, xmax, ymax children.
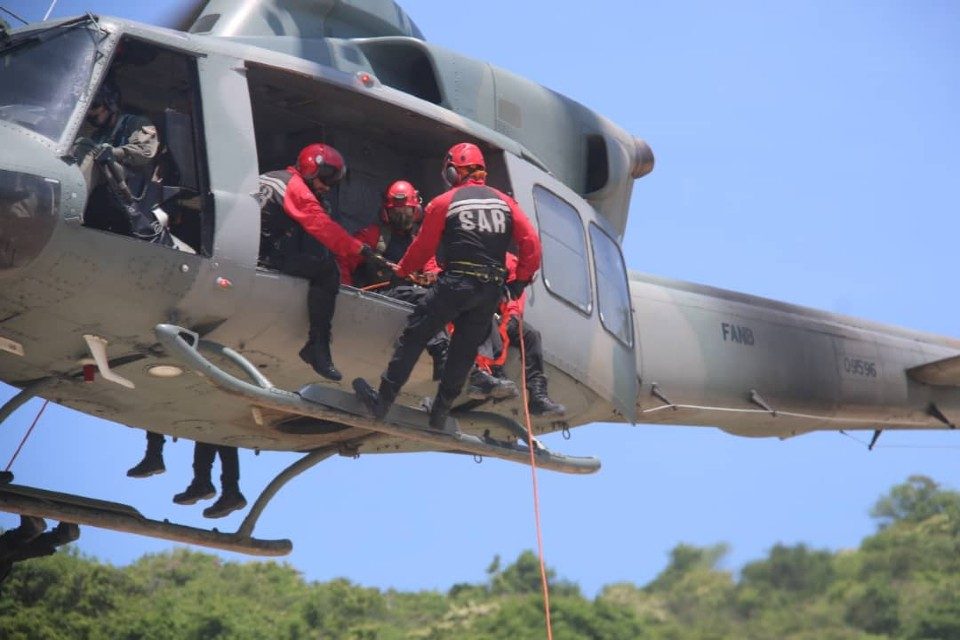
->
<box><xmin>0</xmin><ymin>18</ymin><xmax>103</xmax><ymax>142</ymax></box>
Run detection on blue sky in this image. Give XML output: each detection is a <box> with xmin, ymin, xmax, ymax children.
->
<box><xmin>2</xmin><ymin>0</ymin><xmax>960</xmax><ymax>597</ymax></box>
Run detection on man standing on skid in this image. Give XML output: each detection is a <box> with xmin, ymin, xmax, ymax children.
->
<box><xmin>354</xmin><ymin>142</ymin><xmax>541</xmax><ymax>430</ymax></box>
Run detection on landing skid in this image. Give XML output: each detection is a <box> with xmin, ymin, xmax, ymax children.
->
<box><xmin>156</xmin><ymin>324</ymin><xmax>601</xmax><ymax>475</ymax></box>
<box><xmin>0</xmin><ymin>481</ymin><xmax>290</xmax><ymax>557</ymax></box>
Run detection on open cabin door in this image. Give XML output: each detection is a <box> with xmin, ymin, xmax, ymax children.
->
<box><xmin>504</xmin><ymin>154</ymin><xmax>638</xmax><ymax>422</ymax></box>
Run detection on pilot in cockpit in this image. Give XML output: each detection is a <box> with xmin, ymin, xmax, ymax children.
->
<box><xmin>74</xmin><ymin>80</ymin><xmax>174</xmax><ymax>247</ymax></box>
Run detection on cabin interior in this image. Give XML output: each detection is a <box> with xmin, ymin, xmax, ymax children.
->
<box><xmin>78</xmin><ymin>34</ymin><xmax>514</xmax><ymax>268</ymax></box>
<box><xmin>245</xmin><ymin>62</ymin><xmax>511</xmax><ymax>239</ymax></box>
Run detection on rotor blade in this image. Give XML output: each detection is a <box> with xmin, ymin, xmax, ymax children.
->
<box><xmin>156</xmin><ymin>0</ymin><xmax>209</xmax><ymax>32</ymax></box>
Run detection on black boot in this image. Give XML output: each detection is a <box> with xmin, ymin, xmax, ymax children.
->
<box><xmin>49</xmin><ymin>522</ymin><xmax>80</xmax><ymax>545</ymax></box>
<box><xmin>127</xmin><ymin>433</ymin><xmax>165</xmax><ymax>478</ymax></box>
<box><xmin>428</xmin><ymin>394</ymin><xmax>459</xmax><ymax>435</ymax></box>
<box><xmin>426</xmin><ymin>338</ymin><xmax>447</xmax><ymax>382</ymax></box>
<box><xmin>172</xmin><ymin>478</ymin><xmax>216</xmax><ymax>505</ymax></box>
<box><xmin>527</xmin><ymin>378</ymin><xmax>566</xmax><ymax>417</ymax></box>
<box><xmin>299</xmin><ymin>340</ymin><xmax>342</xmax><ymax>381</ymax></box>
<box><xmin>352</xmin><ymin>378</ymin><xmax>395</xmax><ymax>421</ymax></box>
<box><xmin>0</xmin><ymin>516</ymin><xmax>46</xmax><ymax>554</ymax></box>
<box><xmin>466</xmin><ymin>368</ymin><xmax>518</xmax><ymax>400</ymax></box>
<box><xmin>202</xmin><ymin>488</ymin><xmax>247</xmax><ymax>519</ymax></box>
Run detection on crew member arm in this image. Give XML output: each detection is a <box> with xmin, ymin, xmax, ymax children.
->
<box><xmin>113</xmin><ymin>117</ymin><xmax>159</xmax><ymax>167</ymax></box>
<box><xmin>284</xmin><ymin>177</ymin><xmax>364</xmax><ymax>258</ymax></box>
<box><xmin>504</xmin><ymin>253</ymin><xmax>526</xmax><ymax>317</ymax></box>
<box><xmin>396</xmin><ymin>194</ymin><xmax>448</xmax><ymax>277</ymax></box>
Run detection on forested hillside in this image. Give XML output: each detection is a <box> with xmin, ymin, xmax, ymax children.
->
<box><xmin>3</xmin><ymin>475</ymin><xmax>960</xmax><ymax>639</ymax></box>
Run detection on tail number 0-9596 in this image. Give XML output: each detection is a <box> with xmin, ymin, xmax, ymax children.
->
<box><xmin>843</xmin><ymin>357</ymin><xmax>878</xmax><ymax>378</ymax></box>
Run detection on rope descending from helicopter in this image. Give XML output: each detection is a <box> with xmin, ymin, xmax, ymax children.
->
<box><xmin>518</xmin><ymin>314</ymin><xmax>555</xmax><ymax>640</ymax></box>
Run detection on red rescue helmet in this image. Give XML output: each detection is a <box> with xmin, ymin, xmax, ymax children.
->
<box><xmin>442</xmin><ymin>142</ymin><xmax>486</xmax><ymax>186</ymax></box>
<box><xmin>380</xmin><ymin>180</ymin><xmax>423</xmax><ymax>231</ymax></box>
<box><xmin>296</xmin><ymin>143</ymin><xmax>346</xmax><ymax>185</ymax></box>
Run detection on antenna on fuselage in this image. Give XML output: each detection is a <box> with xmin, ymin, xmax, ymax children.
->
<box><xmin>42</xmin><ymin>0</ymin><xmax>59</xmax><ymax>21</ymax></box>
<box><xmin>0</xmin><ymin>5</ymin><xmax>28</xmax><ymax>25</ymax></box>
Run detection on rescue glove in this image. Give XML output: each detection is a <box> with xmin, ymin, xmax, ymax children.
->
<box><xmin>93</xmin><ymin>143</ymin><xmax>116</xmax><ymax>165</ymax></box>
<box><xmin>387</xmin><ymin>264</ymin><xmax>407</xmax><ymax>287</ymax></box>
<box><xmin>506</xmin><ymin>280</ymin><xmax>529</xmax><ymax>301</ymax></box>
<box><xmin>360</xmin><ymin>244</ymin><xmax>392</xmax><ymax>271</ymax></box>
<box><xmin>72</xmin><ymin>137</ymin><xmax>96</xmax><ymax>162</ymax></box>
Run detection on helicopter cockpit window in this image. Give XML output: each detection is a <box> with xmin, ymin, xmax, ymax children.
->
<box><xmin>589</xmin><ymin>222</ymin><xmax>633</xmax><ymax>347</ymax></box>
<box><xmin>532</xmin><ymin>185</ymin><xmax>592</xmax><ymax>314</ymax></box>
<box><xmin>76</xmin><ymin>37</ymin><xmax>212</xmax><ymax>256</ymax></box>
<box><xmin>0</xmin><ymin>19</ymin><xmax>101</xmax><ymax>143</ymax></box>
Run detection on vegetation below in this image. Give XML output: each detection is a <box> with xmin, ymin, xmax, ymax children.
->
<box><xmin>3</xmin><ymin>475</ymin><xmax>960</xmax><ymax>639</ymax></box>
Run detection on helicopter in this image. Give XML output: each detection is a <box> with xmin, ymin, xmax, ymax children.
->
<box><xmin>1</xmin><ymin>0</ymin><xmax>959</xmax><ymax>573</ymax></box>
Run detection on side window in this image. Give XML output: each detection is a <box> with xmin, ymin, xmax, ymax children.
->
<box><xmin>532</xmin><ymin>185</ymin><xmax>591</xmax><ymax>314</ymax></box>
<box><xmin>589</xmin><ymin>223</ymin><xmax>633</xmax><ymax>347</ymax></box>
<box><xmin>77</xmin><ymin>38</ymin><xmax>212</xmax><ymax>256</ymax></box>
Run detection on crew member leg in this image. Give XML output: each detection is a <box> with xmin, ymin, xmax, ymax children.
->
<box><xmin>127</xmin><ymin>431</ymin><xmax>166</xmax><ymax>478</ymax></box>
<box><xmin>173</xmin><ymin>442</ymin><xmax>217</xmax><ymax>505</ymax></box>
<box><xmin>299</xmin><ymin>257</ymin><xmax>343</xmax><ymax>381</ymax></box>
<box><xmin>203</xmin><ymin>447</ymin><xmax>247</xmax><ymax>519</ymax></box>
<box><xmin>356</xmin><ymin>280</ymin><xmax>462</xmax><ymax>419</ymax></box>
<box><xmin>507</xmin><ymin>317</ymin><xmax>565</xmax><ymax>416</ymax></box>
<box><xmin>431</xmin><ymin>284</ymin><xmax>503</xmax><ymax>429</ymax></box>
<box><xmin>0</xmin><ymin>515</ymin><xmax>46</xmax><ymax>556</ymax></box>
<box><xmin>0</xmin><ymin>520</ymin><xmax>79</xmax><ymax>582</ymax></box>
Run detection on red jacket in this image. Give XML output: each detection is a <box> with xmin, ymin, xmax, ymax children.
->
<box><xmin>396</xmin><ymin>177</ymin><xmax>541</xmax><ymax>281</ymax></box>
<box><xmin>280</xmin><ymin>168</ymin><xmax>363</xmax><ymax>259</ymax></box>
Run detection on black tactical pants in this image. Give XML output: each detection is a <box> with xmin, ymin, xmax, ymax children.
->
<box><xmin>506</xmin><ymin>316</ymin><xmax>546</xmax><ymax>387</ymax></box>
<box><xmin>382</xmin><ymin>274</ymin><xmax>503</xmax><ymax>402</ymax></box>
<box><xmin>282</xmin><ymin>253</ymin><xmax>341</xmax><ymax>347</ymax></box>
<box><xmin>193</xmin><ymin>442</ymin><xmax>239</xmax><ymax>491</ymax></box>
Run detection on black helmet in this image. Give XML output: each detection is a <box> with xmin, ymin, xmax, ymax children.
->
<box><xmin>91</xmin><ymin>81</ymin><xmax>121</xmax><ymax>113</ymax></box>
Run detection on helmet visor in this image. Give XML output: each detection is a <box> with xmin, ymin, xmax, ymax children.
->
<box><xmin>313</xmin><ymin>162</ymin><xmax>345</xmax><ymax>186</ymax></box>
<box><xmin>386</xmin><ymin>205</ymin><xmax>418</xmax><ymax>230</ymax></box>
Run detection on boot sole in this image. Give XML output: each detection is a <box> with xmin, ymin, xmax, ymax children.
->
<box><xmin>203</xmin><ymin>499</ymin><xmax>247</xmax><ymax>519</ymax></box>
<box><xmin>127</xmin><ymin>467</ymin><xmax>166</xmax><ymax>478</ymax></box>
<box><xmin>529</xmin><ymin>405</ymin><xmax>566</xmax><ymax>417</ymax></box>
<box><xmin>173</xmin><ymin>490</ymin><xmax>216</xmax><ymax>506</ymax></box>
<box><xmin>467</xmin><ymin>386</ymin><xmax>519</xmax><ymax>400</ymax></box>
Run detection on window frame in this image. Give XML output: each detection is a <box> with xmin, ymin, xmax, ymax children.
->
<box><xmin>588</xmin><ymin>221</ymin><xmax>634</xmax><ymax>348</ymax></box>
<box><xmin>77</xmin><ymin>36</ymin><xmax>214</xmax><ymax>256</ymax></box>
<box><xmin>531</xmin><ymin>184</ymin><xmax>593</xmax><ymax>317</ymax></box>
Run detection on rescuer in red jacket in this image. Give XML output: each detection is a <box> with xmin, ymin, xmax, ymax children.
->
<box><xmin>338</xmin><ymin>179</ymin><xmax>424</xmax><ymax>287</ymax></box>
<box><xmin>353</xmin><ymin>142</ymin><xmax>542</xmax><ymax>431</ymax></box>
<box><xmin>257</xmin><ymin>143</ymin><xmax>388</xmax><ymax>380</ymax></box>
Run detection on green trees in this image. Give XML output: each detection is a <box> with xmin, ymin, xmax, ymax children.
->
<box><xmin>3</xmin><ymin>475</ymin><xmax>960</xmax><ymax>639</ymax></box>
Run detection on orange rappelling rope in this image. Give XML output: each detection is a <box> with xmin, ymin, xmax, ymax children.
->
<box><xmin>360</xmin><ymin>280</ymin><xmax>393</xmax><ymax>291</ymax></box>
<box><xmin>517</xmin><ymin>314</ymin><xmax>554</xmax><ymax>640</ymax></box>
<box><xmin>4</xmin><ymin>399</ymin><xmax>49</xmax><ymax>472</ymax></box>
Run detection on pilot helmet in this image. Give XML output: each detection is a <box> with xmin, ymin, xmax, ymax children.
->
<box><xmin>86</xmin><ymin>81</ymin><xmax>121</xmax><ymax>126</ymax></box>
<box><xmin>380</xmin><ymin>180</ymin><xmax>422</xmax><ymax>232</ymax></box>
<box><xmin>296</xmin><ymin>143</ymin><xmax>346</xmax><ymax>186</ymax></box>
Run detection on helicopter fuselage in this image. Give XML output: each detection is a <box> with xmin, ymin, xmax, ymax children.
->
<box><xmin>1</xmin><ymin>14</ymin><xmax>959</xmax><ymax>466</ymax></box>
